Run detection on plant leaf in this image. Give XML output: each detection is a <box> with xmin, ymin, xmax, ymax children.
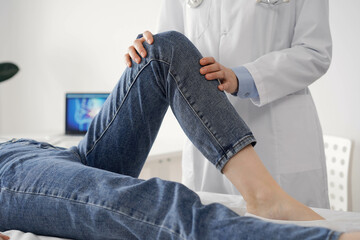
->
<box><xmin>0</xmin><ymin>63</ymin><xmax>20</xmax><ymax>82</ymax></box>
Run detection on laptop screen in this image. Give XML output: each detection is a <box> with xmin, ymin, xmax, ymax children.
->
<box><xmin>65</xmin><ymin>93</ymin><xmax>109</xmax><ymax>135</ymax></box>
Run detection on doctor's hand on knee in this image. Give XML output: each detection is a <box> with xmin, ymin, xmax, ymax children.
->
<box><xmin>124</xmin><ymin>30</ymin><xmax>154</xmax><ymax>67</ymax></box>
<box><xmin>200</xmin><ymin>57</ymin><xmax>238</xmax><ymax>94</ymax></box>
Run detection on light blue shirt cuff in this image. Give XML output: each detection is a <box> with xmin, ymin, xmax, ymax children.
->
<box><xmin>231</xmin><ymin>66</ymin><xmax>259</xmax><ymax>99</ymax></box>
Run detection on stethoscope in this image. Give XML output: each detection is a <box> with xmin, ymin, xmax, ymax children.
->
<box><xmin>187</xmin><ymin>0</ymin><xmax>289</xmax><ymax>8</ymax></box>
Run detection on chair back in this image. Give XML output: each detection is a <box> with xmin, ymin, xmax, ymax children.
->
<box><xmin>324</xmin><ymin>135</ymin><xmax>352</xmax><ymax>211</ymax></box>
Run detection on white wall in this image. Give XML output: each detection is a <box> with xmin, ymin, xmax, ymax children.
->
<box><xmin>1</xmin><ymin>0</ymin><xmax>360</xmax><ymax>211</ymax></box>
<box><xmin>0</xmin><ymin>0</ymin><xmax>185</xmax><ymax>154</ymax></box>
<box><xmin>310</xmin><ymin>0</ymin><xmax>360</xmax><ymax>211</ymax></box>
<box><xmin>0</xmin><ymin>0</ymin><xmax>161</xmax><ymax>134</ymax></box>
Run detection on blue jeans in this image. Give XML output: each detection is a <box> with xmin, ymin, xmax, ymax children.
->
<box><xmin>0</xmin><ymin>31</ymin><xmax>341</xmax><ymax>240</ymax></box>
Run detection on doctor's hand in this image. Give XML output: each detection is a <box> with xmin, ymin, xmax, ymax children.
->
<box><xmin>124</xmin><ymin>31</ymin><xmax>154</xmax><ymax>67</ymax></box>
<box><xmin>200</xmin><ymin>57</ymin><xmax>238</xmax><ymax>94</ymax></box>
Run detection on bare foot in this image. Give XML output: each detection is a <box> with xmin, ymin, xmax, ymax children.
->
<box><xmin>246</xmin><ymin>187</ymin><xmax>324</xmax><ymax>221</ymax></box>
<box><xmin>339</xmin><ymin>232</ymin><xmax>360</xmax><ymax>240</ymax></box>
<box><xmin>223</xmin><ymin>145</ymin><xmax>324</xmax><ymax>221</ymax></box>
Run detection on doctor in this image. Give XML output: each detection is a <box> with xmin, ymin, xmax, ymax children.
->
<box><xmin>126</xmin><ymin>0</ymin><xmax>331</xmax><ymax>208</ymax></box>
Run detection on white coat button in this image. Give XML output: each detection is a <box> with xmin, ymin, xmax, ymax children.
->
<box><xmin>187</xmin><ymin>0</ymin><xmax>203</xmax><ymax>8</ymax></box>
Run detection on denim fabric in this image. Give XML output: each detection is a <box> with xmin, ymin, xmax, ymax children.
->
<box><xmin>77</xmin><ymin>31</ymin><xmax>255</xmax><ymax>175</ymax></box>
<box><xmin>0</xmin><ymin>31</ymin><xmax>342</xmax><ymax>240</ymax></box>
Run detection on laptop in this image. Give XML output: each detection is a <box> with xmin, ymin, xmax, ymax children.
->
<box><xmin>65</xmin><ymin>93</ymin><xmax>110</xmax><ymax>135</ymax></box>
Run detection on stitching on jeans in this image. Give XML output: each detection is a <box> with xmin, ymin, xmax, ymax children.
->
<box><xmin>168</xmin><ymin>71</ymin><xmax>226</xmax><ymax>154</ymax></box>
<box><xmin>1</xmin><ymin>187</ymin><xmax>185</xmax><ymax>240</ymax></box>
<box><xmin>215</xmin><ymin>135</ymin><xmax>255</xmax><ymax>169</ymax></box>
<box><xmin>85</xmin><ymin>58</ymin><xmax>227</xmax><ymax>163</ymax></box>
<box><xmin>68</xmin><ymin>149</ymin><xmax>83</xmax><ymax>163</ymax></box>
<box><xmin>85</xmin><ymin>59</ymin><xmax>169</xmax><ymax>157</ymax></box>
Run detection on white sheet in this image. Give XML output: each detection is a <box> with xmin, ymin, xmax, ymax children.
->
<box><xmin>3</xmin><ymin>192</ymin><xmax>360</xmax><ymax>239</ymax></box>
<box><xmin>198</xmin><ymin>192</ymin><xmax>360</xmax><ymax>232</ymax></box>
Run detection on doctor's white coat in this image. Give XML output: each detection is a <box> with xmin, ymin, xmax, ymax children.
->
<box><xmin>158</xmin><ymin>0</ymin><xmax>332</xmax><ymax>208</ymax></box>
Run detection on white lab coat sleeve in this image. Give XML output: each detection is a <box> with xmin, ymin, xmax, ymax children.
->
<box><xmin>157</xmin><ymin>0</ymin><xmax>185</xmax><ymax>34</ymax></box>
<box><xmin>244</xmin><ymin>0</ymin><xmax>332</xmax><ymax>107</ymax></box>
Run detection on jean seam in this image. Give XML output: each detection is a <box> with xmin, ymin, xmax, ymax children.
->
<box><xmin>1</xmin><ymin>187</ymin><xmax>185</xmax><ymax>240</ymax></box>
<box><xmin>68</xmin><ymin>149</ymin><xmax>83</xmax><ymax>163</ymax></box>
<box><xmin>168</xmin><ymin>71</ymin><xmax>226</xmax><ymax>155</ymax></box>
<box><xmin>84</xmin><ymin>53</ymin><xmax>241</xmax><ymax>169</ymax></box>
<box><xmin>85</xmin><ymin>59</ymin><xmax>174</xmax><ymax>158</ymax></box>
<box><xmin>85</xmin><ymin>59</ymin><xmax>163</xmax><ymax>157</ymax></box>
<box><xmin>327</xmin><ymin>230</ymin><xmax>342</xmax><ymax>240</ymax></box>
<box><xmin>216</xmin><ymin>135</ymin><xmax>256</xmax><ymax>171</ymax></box>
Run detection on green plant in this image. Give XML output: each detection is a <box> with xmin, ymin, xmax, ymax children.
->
<box><xmin>0</xmin><ymin>62</ymin><xmax>19</xmax><ymax>83</ymax></box>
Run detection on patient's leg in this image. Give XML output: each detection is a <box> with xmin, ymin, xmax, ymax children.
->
<box><xmin>0</xmin><ymin>140</ymin><xmax>341</xmax><ymax>239</ymax></box>
<box><xmin>0</xmin><ymin>32</ymin><xmax>345</xmax><ymax>239</ymax></box>
<box><xmin>340</xmin><ymin>232</ymin><xmax>360</xmax><ymax>240</ymax></box>
<box><xmin>78</xmin><ymin>31</ymin><xmax>256</xmax><ymax>177</ymax></box>
<box><xmin>223</xmin><ymin>145</ymin><xmax>323</xmax><ymax>221</ymax></box>
<box><xmin>78</xmin><ymin>31</ymin><xmax>321</xmax><ymax>221</ymax></box>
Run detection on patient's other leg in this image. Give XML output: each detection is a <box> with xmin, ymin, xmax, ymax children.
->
<box><xmin>0</xmin><ymin>141</ymin><xmax>340</xmax><ymax>239</ymax></box>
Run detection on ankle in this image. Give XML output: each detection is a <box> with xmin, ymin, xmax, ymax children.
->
<box><xmin>245</xmin><ymin>185</ymin><xmax>287</xmax><ymax>218</ymax></box>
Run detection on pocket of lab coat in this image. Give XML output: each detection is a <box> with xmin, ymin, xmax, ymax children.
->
<box><xmin>184</xmin><ymin>0</ymin><xmax>212</xmax><ymax>39</ymax></box>
<box><xmin>253</xmin><ymin>0</ymin><xmax>293</xmax><ymax>50</ymax></box>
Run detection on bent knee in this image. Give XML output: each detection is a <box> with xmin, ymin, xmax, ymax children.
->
<box><xmin>149</xmin><ymin>31</ymin><xmax>202</xmax><ymax>62</ymax></box>
<box><xmin>156</xmin><ymin>31</ymin><xmax>188</xmax><ymax>44</ymax></box>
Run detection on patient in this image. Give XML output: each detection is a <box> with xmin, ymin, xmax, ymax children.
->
<box><xmin>0</xmin><ymin>31</ymin><xmax>359</xmax><ymax>240</ymax></box>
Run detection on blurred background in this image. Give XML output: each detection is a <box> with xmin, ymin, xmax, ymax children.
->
<box><xmin>0</xmin><ymin>0</ymin><xmax>359</xmax><ymax>211</ymax></box>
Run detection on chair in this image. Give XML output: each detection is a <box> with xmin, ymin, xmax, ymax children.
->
<box><xmin>323</xmin><ymin>135</ymin><xmax>352</xmax><ymax>211</ymax></box>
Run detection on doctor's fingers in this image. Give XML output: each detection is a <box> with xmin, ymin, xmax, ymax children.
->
<box><xmin>200</xmin><ymin>63</ymin><xmax>225</xmax><ymax>81</ymax></box>
<box><xmin>131</xmin><ymin>31</ymin><xmax>154</xmax><ymax>61</ymax></box>
<box><xmin>216</xmin><ymin>69</ymin><xmax>239</xmax><ymax>94</ymax></box>
<box><xmin>218</xmin><ymin>80</ymin><xmax>231</xmax><ymax>92</ymax></box>
<box><xmin>204</xmin><ymin>71</ymin><xmax>226</xmax><ymax>81</ymax></box>
<box><xmin>200</xmin><ymin>62</ymin><xmax>222</xmax><ymax>75</ymax></box>
<box><xmin>142</xmin><ymin>30</ymin><xmax>154</xmax><ymax>44</ymax></box>
<box><xmin>218</xmin><ymin>78</ymin><xmax>238</xmax><ymax>94</ymax></box>
<box><xmin>123</xmin><ymin>53</ymin><xmax>134</xmax><ymax>67</ymax></box>
<box><xmin>200</xmin><ymin>57</ymin><xmax>216</xmax><ymax>66</ymax></box>
<box><xmin>125</xmin><ymin>40</ymin><xmax>146</xmax><ymax>67</ymax></box>
<box><xmin>124</xmin><ymin>31</ymin><xmax>154</xmax><ymax>67</ymax></box>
